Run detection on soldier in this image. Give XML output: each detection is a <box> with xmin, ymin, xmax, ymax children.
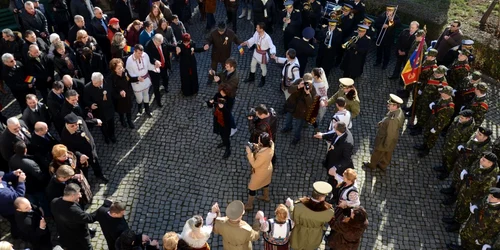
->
<box><xmin>493</xmin><ymin>138</ymin><xmax>500</xmax><ymax>162</ymax></box>
<box><xmin>442</xmin><ymin>152</ymin><xmax>498</xmax><ymax>232</ymax></box>
<box><xmin>446</xmin><ymin>188</ymin><xmax>500</xmax><ymax>250</ymax></box>
<box><xmin>447</xmin><ymin>49</ymin><xmax>471</xmax><ymax>89</ymax></box>
<box><xmin>315</xmin><ymin>19</ymin><xmax>342</xmax><ymax>77</ymax></box>
<box><xmin>340</xmin><ymin>24</ymin><xmax>371</xmax><ymax>79</ymax></box>
<box><xmin>414</xmin><ymin>86</ymin><xmax>455</xmax><ymax>157</ymax></box>
<box><xmin>281</xmin><ymin>0</ymin><xmax>302</xmax><ymax>51</ymax></box>
<box><xmin>286</xmin><ymin>181</ymin><xmax>334</xmax><ymax>250</ymax></box>
<box><xmin>322</xmin><ymin>78</ymin><xmax>360</xmax><ymax>118</ymax></box>
<box><xmin>462</xmin><ymin>82</ymin><xmax>488</xmax><ymax>128</ymax></box>
<box><xmin>434</xmin><ymin>109</ymin><xmax>475</xmax><ymax>180</ymax></box>
<box><xmin>453</xmin><ymin>71</ymin><xmax>480</xmax><ymax>116</ymax></box>
<box><xmin>373</xmin><ymin>4</ymin><xmax>401</xmax><ymax>70</ymax></box>
<box><xmin>441</xmin><ymin>127</ymin><xmax>494</xmax><ymax>205</ymax></box>
<box><xmin>362</xmin><ymin>94</ymin><xmax>405</xmax><ymax>171</ymax></box>
<box><xmin>409</xmin><ymin>65</ymin><xmax>448</xmax><ymax>136</ymax></box>
<box><xmin>288</xmin><ymin>27</ymin><xmax>316</xmax><ymax>76</ymax></box>
<box><xmin>300</xmin><ymin>0</ymin><xmax>321</xmax><ymax>30</ymax></box>
<box><xmin>442</xmin><ymin>39</ymin><xmax>475</xmax><ymax>67</ymax></box>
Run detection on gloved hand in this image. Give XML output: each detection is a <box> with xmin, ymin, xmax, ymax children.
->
<box><xmin>469</xmin><ymin>203</ymin><xmax>478</xmax><ymax>214</ymax></box>
<box><xmin>430</xmin><ymin>128</ymin><xmax>436</xmax><ymax>133</ymax></box>
<box><xmin>285</xmin><ymin>197</ymin><xmax>293</xmax><ymax>207</ymax></box>
<box><xmin>457</xmin><ymin>145</ymin><xmax>465</xmax><ymax>151</ymax></box>
<box><xmin>482</xmin><ymin>244</ymin><xmax>492</xmax><ymax>250</ymax></box>
<box><xmin>452</xmin><ymin>89</ymin><xmax>457</xmax><ymax>96</ymax></box>
<box><xmin>418</xmin><ymin>90</ymin><xmax>422</xmax><ymax>95</ymax></box>
<box><xmin>460</xmin><ymin>105</ymin><xmax>465</xmax><ymax>111</ymax></box>
<box><xmin>429</xmin><ymin>102</ymin><xmax>435</xmax><ymax>110</ymax></box>
<box><xmin>460</xmin><ymin>169</ymin><xmax>468</xmax><ymax>180</ymax></box>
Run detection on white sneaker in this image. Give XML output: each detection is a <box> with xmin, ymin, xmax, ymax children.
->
<box><xmin>230</xmin><ymin>128</ymin><xmax>238</xmax><ymax>137</ymax></box>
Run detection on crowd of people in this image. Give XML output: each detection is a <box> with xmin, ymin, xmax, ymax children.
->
<box><xmin>0</xmin><ymin>0</ymin><xmax>499</xmax><ymax>248</ymax></box>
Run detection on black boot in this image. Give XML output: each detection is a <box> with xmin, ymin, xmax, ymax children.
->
<box><xmin>137</xmin><ymin>103</ymin><xmax>143</xmax><ymax>115</ymax></box>
<box><xmin>223</xmin><ymin>147</ymin><xmax>231</xmax><ymax>158</ymax></box>
<box><xmin>126</xmin><ymin>113</ymin><xmax>135</xmax><ymax>129</ymax></box>
<box><xmin>440</xmin><ymin>186</ymin><xmax>455</xmax><ymax>195</ymax></box>
<box><xmin>244</xmin><ymin>72</ymin><xmax>255</xmax><ymax>82</ymax></box>
<box><xmin>144</xmin><ymin>103</ymin><xmax>153</xmax><ymax>117</ymax></box>
<box><xmin>258</xmin><ymin>76</ymin><xmax>265</xmax><ymax>87</ymax></box>
<box><xmin>417</xmin><ymin>145</ymin><xmax>430</xmax><ymax>157</ymax></box>
<box><xmin>409</xmin><ymin>126</ymin><xmax>422</xmax><ymax>136</ymax></box>
<box><xmin>119</xmin><ymin>114</ymin><xmax>127</xmax><ymax>127</ymax></box>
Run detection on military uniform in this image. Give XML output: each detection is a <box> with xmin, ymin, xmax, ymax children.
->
<box><xmin>341</xmin><ymin>24</ymin><xmax>370</xmax><ymax>79</ymax></box>
<box><xmin>361</xmin><ymin>16</ymin><xmax>376</xmax><ymax>39</ymax></box>
<box><xmin>339</xmin><ymin>4</ymin><xmax>355</xmax><ymax>40</ymax></box>
<box><xmin>281</xmin><ymin>3</ymin><xmax>302</xmax><ymax>51</ymax></box>
<box><xmin>288</xmin><ymin>27</ymin><xmax>316</xmax><ymax>76</ymax></box>
<box><xmin>300</xmin><ymin>0</ymin><xmax>321</xmax><ymax>30</ymax></box>
<box><xmin>414</xmin><ymin>59</ymin><xmax>438</xmax><ymax>95</ymax></box>
<box><xmin>447</xmin><ymin>57</ymin><xmax>471</xmax><ymax>89</ymax></box>
<box><xmin>315</xmin><ymin>20</ymin><xmax>342</xmax><ymax>76</ymax></box>
<box><xmin>453</xmin><ymin>72</ymin><xmax>479</xmax><ymax>116</ymax></box>
<box><xmin>373</xmin><ymin>5</ymin><xmax>401</xmax><ymax>69</ymax></box>
<box><xmin>463</xmin><ymin>82</ymin><xmax>489</xmax><ymax>128</ymax></box>
<box><xmin>363</xmin><ymin>94</ymin><xmax>405</xmax><ymax>171</ymax></box>
<box><xmin>326</xmin><ymin>78</ymin><xmax>360</xmax><ymax>118</ymax></box>
<box><xmin>350</xmin><ymin>0</ymin><xmax>366</xmax><ymax>25</ymax></box>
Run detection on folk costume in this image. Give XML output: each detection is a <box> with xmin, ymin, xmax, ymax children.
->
<box><xmin>125</xmin><ymin>51</ymin><xmax>158</xmax><ymax>115</ymax></box>
<box><xmin>307</xmin><ymin>68</ymin><xmax>329</xmax><ymax>129</ymax></box>
<box><xmin>275</xmin><ymin>56</ymin><xmax>300</xmax><ymax>100</ymax></box>
<box><xmin>244</xmin><ymin>30</ymin><xmax>277</xmax><ymax>87</ymax></box>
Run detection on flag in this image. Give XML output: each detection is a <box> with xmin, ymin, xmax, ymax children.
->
<box><xmin>237</xmin><ymin>45</ymin><xmax>244</xmax><ymax>55</ymax></box>
<box><xmin>124</xmin><ymin>45</ymin><xmax>134</xmax><ymax>53</ymax></box>
<box><xmin>24</xmin><ymin>76</ymin><xmax>35</xmax><ymax>84</ymax></box>
<box><xmin>401</xmin><ymin>36</ymin><xmax>426</xmax><ymax>86</ymax></box>
<box><xmin>64</xmin><ymin>40</ymin><xmax>70</xmax><ymax>47</ymax></box>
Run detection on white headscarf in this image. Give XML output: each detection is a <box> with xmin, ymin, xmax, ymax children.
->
<box><xmin>180</xmin><ymin>216</ymin><xmax>212</xmax><ymax>248</ymax></box>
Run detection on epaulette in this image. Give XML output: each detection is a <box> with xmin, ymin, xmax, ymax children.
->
<box><xmin>349</xmin><ymin>13</ymin><xmax>353</xmax><ymax>19</ymax></box>
<box><xmin>366</xmin><ymin>35</ymin><xmax>371</xmax><ymax>39</ymax></box>
<box><xmin>337</xmin><ymin>28</ymin><xmax>342</xmax><ymax>32</ymax></box>
<box><xmin>295</xmin><ymin>9</ymin><xmax>300</xmax><ymax>12</ymax></box>
<box><xmin>293</xmin><ymin>36</ymin><xmax>301</xmax><ymax>39</ymax></box>
<box><xmin>361</xmin><ymin>2</ymin><xmax>365</xmax><ymax>6</ymax></box>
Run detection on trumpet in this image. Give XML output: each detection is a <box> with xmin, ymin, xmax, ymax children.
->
<box><xmin>342</xmin><ymin>35</ymin><xmax>359</xmax><ymax>49</ymax></box>
<box><xmin>283</xmin><ymin>11</ymin><xmax>291</xmax><ymax>31</ymax></box>
<box><xmin>375</xmin><ymin>5</ymin><xmax>398</xmax><ymax>46</ymax></box>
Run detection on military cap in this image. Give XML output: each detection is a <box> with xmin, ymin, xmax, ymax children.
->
<box><xmin>363</xmin><ymin>16</ymin><xmax>374</xmax><ymax>24</ymax></box>
<box><xmin>386</xmin><ymin>4</ymin><xmax>397</xmax><ymax>11</ymax></box>
<box><xmin>458</xmin><ymin>49</ymin><xmax>471</xmax><ymax>57</ymax></box>
<box><xmin>475</xmin><ymin>82</ymin><xmax>488</xmax><ymax>92</ymax></box>
<box><xmin>426</xmin><ymin>48</ymin><xmax>438</xmax><ymax>57</ymax></box>
<box><xmin>342</xmin><ymin>3</ymin><xmax>353</xmax><ymax>11</ymax></box>
<box><xmin>482</xmin><ymin>152</ymin><xmax>498</xmax><ymax>163</ymax></box>
<box><xmin>328</xmin><ymin>19</ymin><xmax>338</xmax><ymax>25</ymax></box>
<box><xmin>478</xmin><ymin>126</ymin><xmax>493</xmax><ymax>136</ymax></box>
<box><xmin>471</xmin><ymin>71</ymin><xmax>482</xmax><ymax>81</ymax></box>
<box><xmin>433</xmin><ymin>65</ymin><xmax>448</xmax><ymax>74</ymax></box>
<box><xmin>302</xmin><ymin>27</ymin><xmax>315</xmax><ymax>40</ymax></box>
<box><xmin>284</xmin><ymin>0</ymin><xmax>293</xmax><ymax>6</ymax></box>
<box><xmin>458</xmin><ymin>109</ymin><xmax>473</xmax><ymax>117</ymax></box>
<box><xmin>462</xmin><ymin>39</ymin><xmax>474</xmax><ymax>46</ymax></box>
<box><xmin>313</xmin><ymin>181</ymin><xmax>332</xmax><ymax>195</ymax></box>
<box><xmin>387</xmin><ymin>94</ymin><xmax>403</xmax><ymax>104</ymax></box>
<box><xmin>357</xmin><ymin>24</ymin><xmax>369</xmax><ymax>31</ymax></box>
<box><xmin>226</xmin><ymin>200</ymin><xmax>245</xmax><ymax>220</ymax></box>
<box><xmin>64</xmin><ymin>113</ymin><xmax>79</xmax><ymax>124</ymax></box>
<box><xmin>438</xmin><ymin>86</ymin><xmax>453</xmax><ymax>95</ymax></box>
<box><xmin>490</xmin><ymin>187</ymin><xmax>500</xmax><ymax>198</ymax></box>
<box><xmin>339</xmin><ymin>77</ymin><xmax>354</xmax><ymax>87</ymax></box>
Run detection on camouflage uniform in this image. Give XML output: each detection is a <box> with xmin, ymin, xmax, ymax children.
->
<box><xmin>493</xmin><ymin>138</ymin><xmax>500</xmax><ymax>162</ymax></box>
<box><xmin>454</xmin><ymin>76</ymin><xmax>476</xmax><ymax>115</ymax></box>
<box><xmin>415</xmin><ymin>75</ymin><xmax>447</xmax><ymax>129</ymax></box>
<box><xmin>447</xmin><ymin>59</ymin><xmax>471</xmax><ymax>88</ymax></box>
<box><xmin>452</xmin><ymin>137</ymin><xmax>493</xmax><ymax>192</ymax></box>
<box><xmin>441</xmin><ymin>116</ymin><xmax>476</xmax><ymax>172</ymax></box>
<box><xmin>464</xmin><ymin>94</ymin><xmax>489</xmax><ymax>128</ymax></box>
<box><xmin>460</xmin><ymin>196</ymin><xmax>500</xmax><ymax>250</ymax></box>
<box><xmin>454</xmin><ymin>160</ymin><xmax>498</xmax><ymax>223</ymax></box>
<box><xmin>413</xmin><ymin>59</ymin><xmax>437</xmax><ymax>99</ymax></box>
<box><xmin>423</xmin><ymin>97</ymin><xmax>455</xmax><ymax>150</ymax></box>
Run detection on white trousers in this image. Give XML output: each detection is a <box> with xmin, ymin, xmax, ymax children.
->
<box><xmin>250</xmin><ymin>57</ymin><xmax>268</xmax><ymax>76</ymax></box>
<box><xmin>134</xmin><ymin>88</ymin><xmax>150</xmax><ymax>104</ymax></box>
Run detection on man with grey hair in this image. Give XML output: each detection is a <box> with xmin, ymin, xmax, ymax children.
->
<box><xmin>20</xmin><ymin>1</ymin><xmax>49</xmax><ymax>39</ymax></box>
<box><xmin>1</xmin><ymin>29</ymin><xmax>24</xmax><ymax>62</ymax></box>
<box><xmin>145</xmin><ymin>33</ymin><xmax>176</xmax><ymax>107</ymax></box>
<box><xmin>0</xmin><ymin>117</ymin><xmax>32</xmax><ymax>162</ymax></box>
<box><xmin>2</xmin><ymin>53</ymin><xmax>35</xmax><ymax>110</ymax></box>
<box><xmin>25</xmin><ymin>44</ymin><xmax>54</xmax><ymax>101</ymax></box>
<box><xmin>389</xmin><ymin>20</ymin><xmax>420</xmax><ymax>79</ymax></box>
<box><xmin>83</xmin><ymin>72</ymin><xmax>116</xmax><ymax>143</ymax></box>
<box><xmin>68</xmin><ymin>15</ymin><xmax>89</xmax><ymax>45</ymax></box>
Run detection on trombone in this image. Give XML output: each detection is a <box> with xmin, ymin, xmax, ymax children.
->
<box><xmin>342</xmin><ymin>35</ymin><xmax>359</xmax><ymax>49</ymax></box>
<box><xmin>375</xmin><ymin>5</ymin><xmax>398</xmax><ymax>46</ymax></box>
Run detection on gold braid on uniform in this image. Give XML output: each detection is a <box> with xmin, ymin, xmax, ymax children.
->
<box><xmin>299</xmin><ymin>197</ymin><xmax>333</xmax><ymax>211</ymax></box>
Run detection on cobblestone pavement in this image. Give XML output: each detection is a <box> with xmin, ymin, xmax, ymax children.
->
<box><xmin>1</xmin><ymin>3</ymin><xmax>500</xmax><ymax>250</ymax></box>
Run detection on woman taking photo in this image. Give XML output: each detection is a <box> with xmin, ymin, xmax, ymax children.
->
<box><xmin>109</xmin><ymin>58</ymin><xmax>134</xmax><ymax>128</ymax></box>
<box><xmin>176</xmin><ymin>33</ymin><xmax>207</xmax><ymax>96</ymax></box>
<box><xmin>207</xmin><ymin>85</ymin><xmax>232</xmax><ymax>159</ymax></box>
<box><xmin>244</xmin><ymin>132</ymin><xmax>274</xmax><ymax>210</ymax></box>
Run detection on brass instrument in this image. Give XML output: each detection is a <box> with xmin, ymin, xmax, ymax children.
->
<box><xmin>283</xmin><ymin>11</ymin><xmax>291</xmax><ymax>31</ymax></box>
<box><xmin>342</xmin><ymin>35</ymin><xmax>359</xmax><ymax>49</ymax></box>
<box><xmin>303</xmin><ymin>0</ymin><xmax>311</xmax><ymax>11</ymax></box>
<box><xmin>329</xmin><ymin>8</ymin><xmax>342</xmax><ymax>23</ymax></box>
<box><xmin>375</xmin><ymin>5</ymin><xmax>398</xmax><ymax>46</ymax></box>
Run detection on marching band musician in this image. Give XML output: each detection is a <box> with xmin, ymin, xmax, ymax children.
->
<box><xmin>281</xmin><ymin>0</ymin><xmax>302</xmax><ymax>51</ymax></box>
<box><xmin>315</xmin><ymin>19</ymin><xmax>342</xmax><ymax>77</ymax></box>
<box><xmin>288</xmin><ymin>27</ymin><xmax>317</xmax><ymax>76</ymax></box>
<box><xmin>361</xmin><ymin>16</ymin><xmax>376</xmax><ymax>39</ymax></box>
<box><xmin>300</xmin><ymin>0</ymin><xmax>321</xmax><ymax>30</ymax></box>
<box><xmin>339</xmin><ymin>3</ymin><xmax>355</xmax><ymax>40</ymax></box>
<box><xmin>350</xmin><ymin>0</ymin><xmax>366</xmax><ymax>25</ymax></box>
<box><xmin>340</xmin><ymin>24</ymin><xmax>370</xmax><ymax>79</ymax></box>
<box><xmin>374</xmin><ymin>4</ymin><xmax>401</xmax><ymax>70</ymax></box>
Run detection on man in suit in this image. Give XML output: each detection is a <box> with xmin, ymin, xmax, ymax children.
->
<box><xmin>20</xmin><ymin>1</ymin><xmax>49</xmax><ymax>39</ymax></box>
<box><xmin>14</xmin><ymin>197</ymin><xmax>52</xmax><ymax>250</ymax></box>
<box><xmin>21</xmin><ymin>94</ymin><xmax>51</xmax><ymax>131</ymax></box>
<box><xmin>51</xmin><ymin>183</ymin><xmax>97</xmax><ymax>250</ymax></box>
<box><xmin>22</xmin><ymin>30</ymin><xmax>49</xmax><ymax>62</ymax></box>
<box><xmin>0</xmin><ymin>117</ymin><xmax>33</xmax><ymax>162</ymax></box>
<box><xmin>31</xmin><ymin>122</ymin><xmax>59</xmax><ymax>169</ymax></box>
<box><xmin>145</xmin><ymin>34</ymin><xmax>176</xmax><ymax>107</ymax></box>
<box><xmin>90</xmin><ymin>7</ymin><xmax>111</xmax><ymax>60</ymax></box>
<box><xmin>68</xmin><ymin>15</ymin><xmax>90</xmax><ymax>46</ymax></box>
<box><xmin>62</xmin><ymin>74</ymin><xmax>86</xmax><ymax>97</ymax></box>
<box><xmin>60</xmin><ymin>89</ymin><xmax>101</xmax><ymax>130</ymax></box>
<box><xmin>314</xmin><ymin>121</ymin><xmax>354</xmax><ymax>189</ymax></box>
<box><xmin>46</xmin><ymin>81</ymin><xmax>66</xmax><ymax>133</ymax></box>
<box><xmin>1</xmin><ymin>53</ymin><xmax>36</xmax><ymax>111</ymax></box>
<box><xmin>25</xmin><ymin>44</ymin><xmax>54</xmax><ymax>100</ymax></box>
<box><xmin>60</xmin><ymin>113</ymin><xmax>108</xmax><ymax>182</ymax></box>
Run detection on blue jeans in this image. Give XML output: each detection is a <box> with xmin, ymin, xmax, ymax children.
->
<box><xmin>240</xmin><ymin>0</ymin><xmax>252</xmax><ymax>9</ymax></box>
<box><xmin>284</xmin><ymin>112</ymin><xmax>306</xmax><ymax>140</ymax></box>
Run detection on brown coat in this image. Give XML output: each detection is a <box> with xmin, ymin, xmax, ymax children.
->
<box><xmin>373</xmin><ymin>108</ymin><xmax>404</xmax><ymax>152</ymax></box>
<box><xmin>213</xmin><ymin>217</ymin><xmax>260</xmax><ymax>250</ymax></box>
<box><xmin>290</xmin><ymin>198</ymin><xmax>334</xmax><ymax>250</ymax></box>
<box><xmin>247</xmin><ymin>142</ymin><xmax>274</xmax><ymax>190</ymax></box>
<box><xmin>217</xmin><ymin>69</ymin><xmax>239</xmax><ymax>97</ymax></box>
<box><xmin>205</xmin><ymin>0</ymin><xmax>217</xmax><ymax>14</ymax></box>
<box><xmin>327</xmin><ymin>216</ymin><xmax>368</xmax><ymax>250</ymax></box>
<box><xmin>206</xmin><ymin>29</ymin><xmax>243</xmax><ymax>63</ymax></box>
<box><xmin>286</xmin><ymin>84</ymin><xmax>316</xmax><ymax>120</ymax></box>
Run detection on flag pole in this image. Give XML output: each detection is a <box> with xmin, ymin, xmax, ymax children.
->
<box><xmin>409</xmin><ymin>25</ymin><xmax>427</xmax><ymax>126</ymax></box>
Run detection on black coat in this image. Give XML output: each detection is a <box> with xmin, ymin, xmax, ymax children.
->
<box><xmin>45</xmin><ymin>177</ymin><xmax>68</xmax><ymax>205</ymax></box>
<box><xmin>83</xmin><ymin>81</ymin><xmax>115</xmax><ymax>121</ymax></box>
<box><xmin>20</xmin><ymin>10</ymin><xmax>49</xmax><ymax>37</ymax></box>
<box><xmin>52</xmin><ymin>51</ymin><xmax>78</xmax><ymax>78</ymax></box>
<box><xmin>253</xmin><ymin>0</ymin><xmax>276</xmax><ymax>25</ymax></box>
<box><xmin>70</xmin><ymin>0</ymin><xmax>94</xmax><ymax>23</ymax></box>
<box><xmin>374</xmin><ymin>12</ymin><xmax>401</xmax><ymax>46</ymax></box>
<box><xmin>340</xmin><ymin>35</ymin><xmax>370</xmax><ymax>78</ymax></box>
<box><xmin>51</xmin><ymin>198</ymin><xmax>96</xmax><ymax>250</ymax></box>
<box><xmin>208</xmin><ymin>93</ymin><xmax>231</xmax><ymax>134</ymax></box>
<box><xmin>2</xmin><ymin>62</ymin><xmax>36</xmax><ymax>101</ymax></box>
<box><xmin>322</xmin><ymin>129</ymin><xmax>354</xmax><ymax>175</ymax></box>
<box><xmin>30</xmin><ymin>132</ymin><xmax>59</xmax><ymax>170</ymax></box>
<box><xmin>46</xmin><ymin>90</ymin><xmax>66</xmax><ymax>132</ymax></box>
<box><xmin>21</xmin><ymin>102</ymin><xmax>51</xmax><ymax>131</ymax></box>
<box><xmin>64</xmin><ymin>78</ymin><xmax>86</xmax><ymax>98</ymax></box>
<box><xmin>8</xmin><ymin>154</ymin><xmax>48</xmax><ymax>194</ymax></box>
<box><xmin>25</xmin><ymin>52</ymin><xmax>54</xmax><ymax>90</ymax></box>
<box><xmin>90</xmin><ymin>17</ymin><xmax>111</xmax><ymax>58</ymax></box>
<box><xmin>145</xmin><ymin>40</ymin><xmax>175</xmax><ymax>70</ymax></box>
<box><xmin>60</xmin><ymin>100</ymin><xmax>99</xmax><ymax>128</ymax></box>
<box><xmin>1</xmin><ymin>37</ymin><xmax>25</xmax><ymax>62</ymax></box>
<box><xmin>96</xmin><ymin>200</ymin><xmax>131</xmax><ymax>250</ymax></box>
<box><xmin>14</xmin><ymin>205</ymin><xmax>52</xmax><ymax>250</ymax></box>
<box><xmin>288</xmin><ymin>37</ymin><xmax>316</xmax><ymax>75</ymax></box>
<box><xmin>177</xmin><ymin>41</ymin><xmax>204</xmax><ymax>96</ymax></box>
<box><xmin>60</xmin><ymin>115</ymin><xmax>98</xmax><ymax>161</ymax></box>
<box><xmin>109</xmin><ymin>72</ymin><xmax>133</xmax><ymax>114</ymax></box>
<box><xmin>248</xmin><ymin>108</ymin><xmax>278</xmax><ymax>143</ymax></box>
<box><xmin>67</xmin><ymin>25</ymin><xmax>89</xmax><ymax>46</ymax></box>
<box><xmin>0</xmin><ymin>120</ymin><xmax>32</xmax><ymax>161</ymax></box>
<box><xmin>22</xmin><ymin>39</ymin><xmax>50</xmax><ymax>61</ymax></box>
<box><xmin>114</xmin><ymin>0</ymin><xmax>133</xmax><ymax>30</ymax></box>
<box><xmin>77</xmin><ymin>52</ymin><xmax>107</xmax><ymax>84</ymax></box>
<box><xmin>395</xmin><ymin>28</ymin><xmax>416</xmax><ymax>54</ymax></box>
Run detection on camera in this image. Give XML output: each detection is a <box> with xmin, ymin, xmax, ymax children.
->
<box><xmin>247</xmin><ymin>142</ymin><xmax>255</xmax><ymax>151</ymax></box>
<box><xmin>304</xmin><ymin>82</ymin><xmax>310</xmax><ymax>90</ymax></box>
<box><xmin>248</xmin><ymin>108</ymin><xmax>256</xmax><ymax>117</ymax></box>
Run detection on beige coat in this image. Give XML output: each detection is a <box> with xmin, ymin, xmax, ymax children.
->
<box><xmin>213</xmin><ymin>217</ymin><xmax>260</xmax><ymax>250</ymax></box>
<box><xmin>247</xmin><ymin>142</ymin><xmax>274</xmax><ymax>190</ymax></box>
<box><xmin>374</xmin><ymin>108</ymin><xmax>404</xmax><ymax>152</ymax></box>
<box><xmin>290</xmin><ymin>199</ymin><xmax>335</xmax><ymax>250</ymax></box>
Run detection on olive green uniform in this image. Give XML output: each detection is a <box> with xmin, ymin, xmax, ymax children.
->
<box><xmin>452</xmin><ymin>138</ymin><xmax>493</xmax><ymax>191</ymax></box>
<box><xmin>460</xmin><ymin>196</ymin><xmax>500</xmax><ymax>249</ymax></box>
<box><xmin>415</xmin><ymin>75</ymin><xmax>447</xmax><ymax>129</ymax></box>
<box><xmin>289</xmin><ymin>199</ymin><xmax>334</xmax><ymax>250</ymax></box>
<box><xmin>327</xmin><ymin>88</ymin><xmax>360</xmax><ymax>118</ymax></box>
<box><xmin>464</xmin><ymin>95</ymin><xmax>489</xmax><ymax>128</ymax></box>
<box><xmin>447</xmin><ymin>60</ymin><xmax>471</xmax><ymax>89</ymax></box>
<box><xmin>441</xmin><ymin>117</ymin><xmax>476</xmax><ymax>172</ymax></box>
<box><xmin>423</xmin><ymin>97</ymin><xmax>455</xmax><ymax>150</ymax></box>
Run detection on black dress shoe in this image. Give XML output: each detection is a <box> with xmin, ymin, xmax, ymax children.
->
<box><xmin>157</xmin><ymin>102</ymin><xmax>163</xmax><ymax>108</ymax></box>
<box><xmin>97</xmin><ymin>175</ymin><xmax>109</xmax><ymax>183</ymax></box>
<box><xmin>291</xmin><ymin>138</ymin><xmax>300</xmax><ymax>145</ymax></box>
<box><xmin>437</xmin><ymin>172</ymin><xmax>449</xmax><ymax>180</ymax></box>
<box><xmin>445</xmin><ymin>223</ymin><xmax>461</xmax><ymax>232</ymax></box>
<box><xmin>110</xmin><ymin>137</ymin><xmax>117</xmax><ymax>143</ymax></box>
<box><xmin>222</xmin><ymin>149</ymin><xmax>231</xmax><ymax>158</ymax></box>
<box><xmin>442</xmin><ymin>197</ymin><xmax>456</xmax><ymax>206</ymax></box>
<box><xmin>446</xmin><ymin>243</ymin><xmax>462</xmax><ymax>250</ymax></box>
<box><xmin>442</xmin><ymin>216</ymin><xmax>457</xmax><ymax>224</ymax></box>
<box><xmin>440</xmin><ymin>187</ymin><xmax>455</xmax><ymax>195</ymax></box>
<box><xmin>217</xmin><ymin>142</ymin><xmax>225</xmax><ymax>148</ymax></box>
<box><xmin>433</xmin><ymin>165</ymin><xmax>447</xmax><ymax>172</ymax></box>
<box><xmin>89</xmin><ymin>228</ymin><xmax>97</xmax><ymax>238</ymax></box>
<box><xmin>413</xmin><ymin>144</ymin><xmax>425</xmax><ymax>150</ymax></box>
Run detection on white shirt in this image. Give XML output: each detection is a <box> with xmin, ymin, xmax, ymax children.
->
<box><xmin>246</xmin><ymin>31</ymin><xmax>276</xmax><ymax>64</ymax></box>
<box><xmin>276</xmin><ymin>57</ymin><xmax>300</xmax><ymax>82</ymax></box>
<box><xmin>313</xmin><ymin>79</ymin><xmax>328</xmax><ymax>98</ymax></box>
<box><xmin>125</xmin><ymin>53</ymin><xmax>157</xmax><ymax>92</ymax></box>
<box><xmin>329</xmin><ymin>109</ymin><xmax>352</xmax><ymax>130</ymax></box>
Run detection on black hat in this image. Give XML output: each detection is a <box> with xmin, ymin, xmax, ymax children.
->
<box><xmin>64</xmin><ymin>113</ymin><xmax>79</xmax><ymax>124</ymax></box>
<box><xmin>458</xmin><ymin>109</ymin><xmax>473</xmax><ymax>118</ymax></box>
<box><xmin>490</xmin><ymin>187</ymin><xmax>500</xmax><ymax>198</ymax></box>
<box><xmin>217</xmin><ymin>22</ymin><xmax>226</xmax><ymax>30</ymax></box>
<box><xmin>483</xmin><ymin>152</ymin><xmax>498</xmax><ymax>163</ymax></box>
<box><xmin>478</xmin><ymin>126</ymin><xmax>493</xmax><ymax>136</ymax></box>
